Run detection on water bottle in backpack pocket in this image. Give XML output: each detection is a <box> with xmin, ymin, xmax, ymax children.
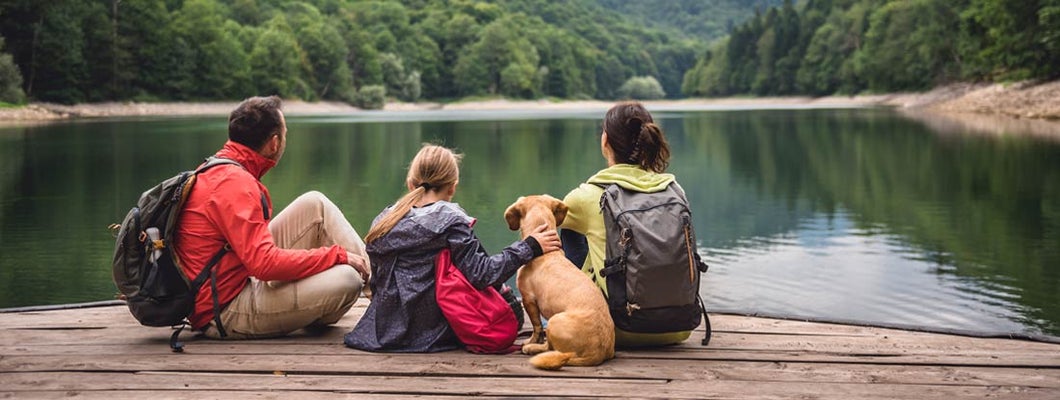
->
<box><xmin>111</xmin><ymin>157</ymin><xmax>240</xmax><ymax>351</ymax></box>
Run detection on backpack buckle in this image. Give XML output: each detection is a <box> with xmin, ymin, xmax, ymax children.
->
<box><xmin>601</xmin><ymin>257</ymin><xmax>625</xmax><ymax>277</ymax></box>
<box><xmin>625</xmin><ymin>302</ymin><xmax>641</xmax><ymax>316</ymax></box>
<box><xmin>619</xmin><ymin>228</ymin><xmax>633</xmax><ymax>247</ymax></box>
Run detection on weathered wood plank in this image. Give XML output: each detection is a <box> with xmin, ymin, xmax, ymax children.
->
<box><xmin>3</xmin><ymin>305</ymin><xmax>1059</xmax><ymax>399</ymax></box>
<box><xmin>1</xmin><ymin>371</ymin><xmax>1055</xmax><ymax>399</ymax></box>
<box><xmin>6</xmin><ymin>305</ymin><xmax>1051</xmax><ymax>348</ymax></box>
<box><xmin>4</xmin><ymin>332</ymin><xmax>1056</xmax><ymax>368</ymax></box>
<box><xmin>3</xmin><ymin>343</ymin><xmax>1058</xmax><ymax>370</ymax></box>
<box><xmin>3</xmin><ymin>332</ymin><xmax>1057</xmax><ymax>367</ymax></box>
<box><xmin>4</xmin><ymin>326</ymin><xmax>1055</xmax><ymax>354</ymax></box>
<box><xmin>2</xmin><ymin>353</ymin><xmax>1058</xmax><ymax>388</ymax></box>
<box><xmin>0</xmin><ymin>390</ymin><xmax>458</xmax><ymax>400</ymax></box>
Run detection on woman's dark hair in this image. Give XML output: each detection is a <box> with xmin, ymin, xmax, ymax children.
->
<box><xmin>603</xmin><ymin>101</ymin><xmax>670</xmax><ymax>173</ymax></box>
<box><xmin>228</xmin><ymin>96</ymin><xmax>283</xmax><ymax>151</ymax></box>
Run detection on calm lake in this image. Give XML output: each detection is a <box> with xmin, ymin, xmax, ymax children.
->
<box><xmin>1</xmin><ymin>107</ymin><xmax>1058</xmax><ymax>338</ymax></box>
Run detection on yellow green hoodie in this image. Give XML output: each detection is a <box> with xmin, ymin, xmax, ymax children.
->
<box><xmin>560</xmin><ymin>164</ymin><xmax>690</xmax><ymax>347</ymax></box>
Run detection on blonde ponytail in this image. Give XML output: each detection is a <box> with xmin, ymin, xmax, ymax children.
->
<box><xmin>364</xmin><ymin>144</ymin><xmax>462</xmax><ymax>244</ymax></box>
<box><xmin>364</xmin><ymin>187</ymin><xmax>427</xmax><ymax>244</ymax></box>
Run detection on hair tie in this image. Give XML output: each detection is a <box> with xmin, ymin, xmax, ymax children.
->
<box><xmin>418</xmin><ymin>182</ymin><xmax>432</xmax><ymax>190</ymax></box>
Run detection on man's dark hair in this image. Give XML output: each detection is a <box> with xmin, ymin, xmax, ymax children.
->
<box><xmin>228</xmin><ymin>96</ymin><xmax>284</xmax><ymax>151</ymax></box>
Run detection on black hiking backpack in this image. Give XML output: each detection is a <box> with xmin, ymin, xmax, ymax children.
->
<box><xmin>598</xmin><ymin>182</ymin><xmax>712</xmax><ymax>345</ymax></box>
<box><xmin>111</xmin><ymin>157</ymin><xmax>240</xmax><ymax>351</ymax></box>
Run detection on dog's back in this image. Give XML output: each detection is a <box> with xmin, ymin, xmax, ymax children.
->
<box><xmin>506</xmin><ymin>195</ymin><xmax>616</xmax><ymax>370</ymax></box>
<box><xmin>518</xmin><ymin>252</ymin><xmax>609</xmax><ymax>316</ymax></box>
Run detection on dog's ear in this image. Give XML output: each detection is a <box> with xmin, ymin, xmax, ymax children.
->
<box><xmin>552</xmin><ymin>198</ymin><xmax>569</xmax><ymax>226</ymax></box>
<box><xmin>504</xmin><ymin>198</ymin><xmax>523</xmax><ymax>231</ymax></box>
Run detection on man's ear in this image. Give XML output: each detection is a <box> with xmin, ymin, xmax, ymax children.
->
<box><xmin>503</xmin><ymin>198</ymin><xmax>524</xmax><ymax>231</ymax></box>
<box><xmin>553</xmin><ymin>200</ymin><xmax>568</xmax><ymax>227</ymax></box>
<box><xmin>262</xmin><ymin>133</ymin><xmax>280</xmax><ymax>157</ymax></box>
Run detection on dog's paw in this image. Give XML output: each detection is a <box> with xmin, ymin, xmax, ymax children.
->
<box><xmin>521</xmin><ymin>342</ymin><xmax>548</xmax><ymax>355</ymax></box>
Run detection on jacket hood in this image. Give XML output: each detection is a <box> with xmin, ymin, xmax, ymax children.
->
<box><xmin>366</xmin><ymin>201</ymin><xmax>473</xmax><ymax>255</ymax></box>
<box><xmin>215</xmin><ymin>140</ymin><xmax>277</xmax><ymax>180</ymax></box>
<box><xmin>586</xmin><ymin>164</ymin><xmax>675</xmax><ymax>193</ymax></box>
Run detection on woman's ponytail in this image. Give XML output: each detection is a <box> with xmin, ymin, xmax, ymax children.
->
<box><xmin>603</xmin><ymin>102</ymin><xmax>670</xmax><ymax>173</ymax></box>
<box><xmin>637</xmin><ymin>121</ymin><xmax>670</xmax><ymax>173</ymax></box>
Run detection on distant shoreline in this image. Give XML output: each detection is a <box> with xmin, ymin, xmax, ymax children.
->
<box><xmin>2</xmin><ymin>81</ymin><xmax>1058</xmax><ymax>138</ymax></box>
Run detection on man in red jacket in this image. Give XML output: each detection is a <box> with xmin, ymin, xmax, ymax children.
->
<box><xmin>176</xmin><ymin>96</ymin><xmax>370</xmax><ymax>339</ymax></box>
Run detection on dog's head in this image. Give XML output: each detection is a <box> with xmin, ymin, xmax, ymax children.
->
<box><xmin>504</xmin><ymin>195</ymin><xmax>568</xmax><ymax>232</ymax></box>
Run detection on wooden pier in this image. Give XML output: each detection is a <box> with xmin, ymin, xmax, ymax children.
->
<box><xmin>1</xmin><ymin>302</ymin><xmax>1058</xmax><ymax>399</ymax></box>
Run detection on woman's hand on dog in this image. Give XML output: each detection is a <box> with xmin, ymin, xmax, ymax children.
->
<box><xmin>528</xmin><ymin>223</ymin><xmax>562</xmax><ymax>255</ymax></box>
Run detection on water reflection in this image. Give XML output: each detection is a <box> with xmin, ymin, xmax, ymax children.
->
<box><xmin>672</xmin><ymin>109</ymin><xmax>1059</xmax><ymax>336</ymax></box>
<box><xmin>0</xmin><ymin>108</ymin><xmax>1056</xmax><ymax>338</ymax></box>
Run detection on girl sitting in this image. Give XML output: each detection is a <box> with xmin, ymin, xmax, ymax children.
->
<box><xmin>344</xmin><ymin>144</ymin><xmax>560</xmax><ymax>352</ymax></box>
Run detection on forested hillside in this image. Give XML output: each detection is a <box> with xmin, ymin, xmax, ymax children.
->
<box><xmin>595</xmin><ymin>0</ymin><xmax>783</xmax><ymax>40</ymax></box>
<box><xmin>682</xmin><ymin>0</ymin><xmax>1060</xmax><ymax>97</ymax></box>
<box><xmin>0</xmin><ymin>0</ymin><xmax>763</xmax><ymax>105</ymax></box>
<box><xmin>3</xmin><ymin>0</ymin><xmax>1053</xmax><ymax>106</ymax></box>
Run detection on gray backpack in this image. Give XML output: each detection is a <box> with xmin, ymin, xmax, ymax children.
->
<box><xmin>111</xmin><ymin>157</ymin><xmax>244</xmax><ymax>351</ymax></box>
<box><xmin>598</xmin><ymin>182</ymin><xmax>711</xmax><ymax>345</ymax></box>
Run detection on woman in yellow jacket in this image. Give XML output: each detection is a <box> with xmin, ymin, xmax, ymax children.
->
<box><xmin>559</xmin><ymin>101</ymin><xmax>692</xmax><ymax>347</ymax></box>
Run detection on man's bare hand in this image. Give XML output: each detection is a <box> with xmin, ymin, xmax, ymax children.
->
<box><xmin>347</xmin><ymin>252</ymin><xmax>370</xmax><ymax>283</ymax></box>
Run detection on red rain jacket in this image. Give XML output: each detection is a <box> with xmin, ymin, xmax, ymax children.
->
<box><xmin>176</xmin><ymin>141</ymin><xmax>348</xmax><ymax>329</ymax></box>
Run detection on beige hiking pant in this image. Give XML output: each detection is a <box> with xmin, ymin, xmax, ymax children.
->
<box><xmin>203</xmin><ymin>191</ymin><xmax>368</xmax><ymax>339</ymax></box>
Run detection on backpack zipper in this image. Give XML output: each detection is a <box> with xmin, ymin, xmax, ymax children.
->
<box><xmin>684</xmin><ymin>221</ymin><xmax>695</xmax><ymax>283</ymax></box>
<box><xmin>614</xmin><ymin>201</ymin><xmax>687</xmax><ymax>221</ymax></box>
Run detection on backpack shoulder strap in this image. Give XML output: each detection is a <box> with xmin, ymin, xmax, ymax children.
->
<box><xmin>668</xmin><ymin>181</ymin><xmax>689</xmax><ymax>202</ymax></box>
<box><xmin>197</xmin><ymin>156</ymin><xmax>243</xmax><ymax>173</ymax></box>
<box><xmin>172</xmin><ymin>156</ymin><xmax>243</xmax><ymax>341</ymax></box>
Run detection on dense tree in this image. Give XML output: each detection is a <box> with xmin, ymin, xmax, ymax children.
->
<box><xmin>6</xmin><ymin>1</ymin><xmax>91</xmax><ymax>103</ymax></box>
<box><xmin>352</xmin><ymin>84</ymin><xmax>386</xmax><ymax>109</ymax></box>
<box><xmin>167</xmin><ymin>0</ymin><xmax>253</xmax><ymax>99</ymax></box>
<box><xmin>0</xmin><ymin>37</ymin><xmax>25</xmax><ymax>104</ymax></box>
<box><xmin>395</xmin><ymin>31</ymin><xmax>440</xmax><ymax>99</ymax></box>
<box><xmin>797</xmin><ymin>1</ymin><xmax>876</xmax><ymax>95</ymax></box>
<box><xmin>681</xmin><ymin>40</ymin><xmax>730</xmax><ymax>96</ymax></box>
<box><xmin>963</xmin><ymin>0</ymin><xmax>1060</xmax><ymax>80</ymax></box>
<box><xmin>526</xmin><ymin>25</ymin><xmax>597</xmax><ymax>99</ymax></box>
<box><xmin>854</xmin><ymin>0</ymin><xmax>962</xmax><ymax>91</ymax></box>
<box><xmin>453</xmin><ymin>16</ymin><xmax>541</xmax><ymax>98</ymax></box>
<box><xmin>3</xmin><ymin>0</ymin><xmax>1052</xmax><ymax>103</ymax></box>
<box><xmin>294</xmin><ymin>19</ymin><xmax>352</xmax><ymax>100</ymax></box>
<box><xmin>597</xmin><ymin>0</ymin><xmax>785</xmax><ymax>41</ymax></box>
<box><xmin>379</xmin><ymin>52</ymin><xmax>422</xmax><ymax>101</ymax></box>
<box><xmin>616</xmin><ymin>76</ymin><xmax>666</xmax><ymax>100</ymax></box>
<box><xmin>248</xmin><ymin>16</ymin><xmax>311</xmax><ymax>99</ymax></box>
<box><xmin>684</xmin><ymin>0</ymin><xmax>1058</xmax><ymax>97</ymax></box>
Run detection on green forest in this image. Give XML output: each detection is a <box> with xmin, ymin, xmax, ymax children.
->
<box><xmin>0</xmin><ymin>0</ymin><xmax>774</xmax><ymax>106</ymax></box>
<box><xmin>683</xmin><ymin>0</ymin><xmax>1060</xmax><ymax>96</ymax></box>
<box><xmin>0</xmin><ymin>0</ymin><xmax>1057</xmax><ymax>107</ymax></box>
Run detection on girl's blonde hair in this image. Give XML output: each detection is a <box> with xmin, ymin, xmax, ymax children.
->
<box><xmin>364</xmin><ymin>144</ymin><xmax>462</xmax><ymax>244</ymax></box>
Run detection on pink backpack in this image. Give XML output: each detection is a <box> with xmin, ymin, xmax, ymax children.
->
<box><xmin>435</xmin><ymin>248</ymin><xmax>519</xmax><ymax>354</ymax></box>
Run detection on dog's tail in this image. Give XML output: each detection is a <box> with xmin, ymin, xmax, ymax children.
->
<box><xmin>529</xmin><ymin>351</ymin><xmax>575</xmax><ymax>370</ymax></box>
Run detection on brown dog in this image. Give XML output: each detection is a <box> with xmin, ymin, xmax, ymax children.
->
<box><xmin>504</xmin><ymin>195</ymin><xmax>615</xmax><ymax>370</ymax></box>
